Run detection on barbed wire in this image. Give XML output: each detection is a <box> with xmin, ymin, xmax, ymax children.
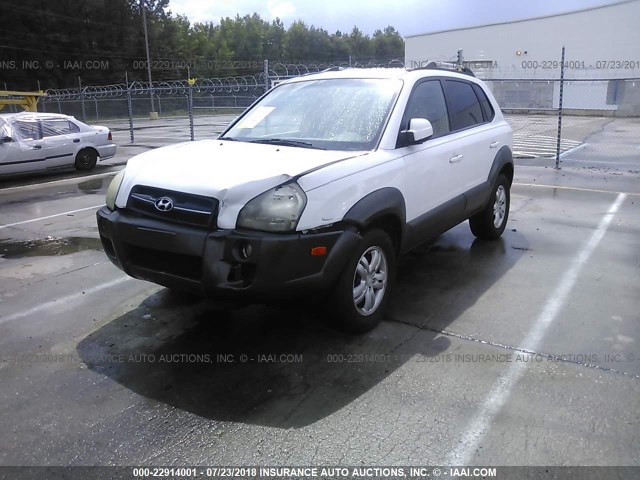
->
<box><xmin>43</xmin><ymin>60</ymin><xmax>407</xmax><ymax>101</ymax></box>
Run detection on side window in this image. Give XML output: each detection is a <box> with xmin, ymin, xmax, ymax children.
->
<box><xmin>444</xmin><ymin>80</ymin><xmax>484</xmax><ymax>130</ymax></box>
<box><xmin>68</xmin><ymin>121</ymin><xmax>80</xmax><ymax>133</ymax></box>
<box><xmin>472</xmin><ymin>84</ymin><xmax>495</xmax><ymax>122</ymax></box>
<box><xmin>402</xmin><ymin>80</ymin><xmax>450</xmax><ymax>138</ymax></box>
<box><xmin>42</xmin><ymin>119</ymin><xmax>73</xmax><ymax>137</ymax></box>
<box><xmin>13</xmin><ymin>120</ymin><xmax>42</xmax><ymax>140</ymax></box>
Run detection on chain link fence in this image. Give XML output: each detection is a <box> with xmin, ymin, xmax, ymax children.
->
<box><xmin>489</xmin><ymin>78</ymin><xmax>640</xmax><ymax>169</ymax></box>
<box><xmin>26</xmin><ymin>59</ymin><xmax>640</xmax><ymax>169</ymax></box>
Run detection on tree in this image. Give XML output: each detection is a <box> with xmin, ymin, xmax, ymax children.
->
<box><xmin>372</xmin><ymin>26</ymin><xmax>404</xmax><ymax>60</ymax></box>
<box><xmin>0</xmin><ymin>3</ymin><xmax>405</xmax><ymax>89</ymax></box>
<box><xmin>283</xmin><ymin>20</ymin><xmax>311</xmax><ymax>61</ymax></box>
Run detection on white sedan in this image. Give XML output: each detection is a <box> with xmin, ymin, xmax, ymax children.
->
<box><xmin>0</xmin><ymin>112</ymin><xmax>116</xmax><ymax>176</ymax></box>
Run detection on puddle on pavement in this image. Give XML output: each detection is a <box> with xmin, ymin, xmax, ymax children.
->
<box><xmin>77</xmin><ymin>178</ymin><xmax>107</xmax><ymax>194</ymax></box>
<box><xmin>0</xmin><ymin>236</ymin><xmax>103</xmax><ymax>259</ymax></box>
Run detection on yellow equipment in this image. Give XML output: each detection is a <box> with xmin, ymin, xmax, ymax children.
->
<box><xmin>0</xmin><ymin>90</ymin><xmax>47</xmax><ymax>112</ymax></box>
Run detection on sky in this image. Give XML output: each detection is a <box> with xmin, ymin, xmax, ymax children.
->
<box><xmin>168</xmin><ymin>0</ymin><xmax>624</xmax><ymax>36</ymax></box>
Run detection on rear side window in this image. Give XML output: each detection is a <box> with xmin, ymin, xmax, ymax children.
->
<box><xmin>402</xmin><ymin>80</ymin><xmax>450</xmax><ymax>137</ymax></box>
<box><xmin>472</xmin><ymin>84</ymin><xmax>495</xmax><ymax>122</ymax></box>
<box><xmin>444</xmin><ymin>80</ymin><xmax>484</xmax><ymax>131</ymax></box>
<box><xmin>42</xmin><ymin>119</ymin><xmax>76</xmax><ymax>137</ymax></box>
<box><xmin>68</xmin><ymin>121</ymin><xmax>80</xmax><ymax>133</ymax></box>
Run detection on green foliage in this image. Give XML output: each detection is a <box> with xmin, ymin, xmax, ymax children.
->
<box><xmin>0</xmin><ymin>1</ymin><xmax>404</xmax><ymax>90</ymax></box>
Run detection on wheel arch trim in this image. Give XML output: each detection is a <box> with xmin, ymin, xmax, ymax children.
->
<box><xmin>342</xmin><ymin>187</ymin><xmax>407</xmax><ymax>249</ymax></box>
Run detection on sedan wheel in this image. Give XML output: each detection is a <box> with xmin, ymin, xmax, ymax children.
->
<box><xmin>75</xmin><ymin>149</ymin><xmax>98</xmax><ymax>171</ymax></box>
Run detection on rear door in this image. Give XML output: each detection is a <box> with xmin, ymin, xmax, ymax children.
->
<box><xmin>40</xmin><ymin>119</ymin><xmax>78</xmax><ymax>168</ymax></box>
<box><xmin>442</xmin><ymin>79</ymin><xmax>497</xmax><ymax>194</ymax></box>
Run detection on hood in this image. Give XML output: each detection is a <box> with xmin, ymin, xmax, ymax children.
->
<box><xmin>117</xmin><ymin>139</ymin><xmax>365</xmax><ymax>203</ymax></box>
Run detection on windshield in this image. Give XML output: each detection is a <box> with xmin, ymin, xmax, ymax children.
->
<box><xmin>222</xmin><ymin>78</ymin><xmax>402</xmax><ymax>151</ymax></box>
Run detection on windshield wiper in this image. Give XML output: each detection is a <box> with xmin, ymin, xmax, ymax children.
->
<box><xmin>249</xmin><ymin>138</ymin><xmax>325</xmax><ymax>150</ymax></box>
<box><xmin>219</xmin><ymin>136</ymin><xmax>237</xmax><ymax>141</ymax></box>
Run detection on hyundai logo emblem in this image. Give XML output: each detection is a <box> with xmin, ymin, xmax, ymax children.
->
<box><xmin>154</xmin><ymin>196</ymin><xmax>174</xmax><ymax>212</ymax></box>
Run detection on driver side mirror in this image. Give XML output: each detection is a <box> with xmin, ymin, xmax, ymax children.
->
<box><xmin>400</xmin><ymin>118</ymin><xmax>434</xmax><ymax>145</ymax></box>
<box><xmin>0</xmin><ymin>136</ymin><xmax>13</xmax><ymax>145</ymax></box>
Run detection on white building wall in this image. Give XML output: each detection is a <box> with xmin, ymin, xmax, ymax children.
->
<box><xmin>404</xmin><ymin>0</ymin><xmax>640</xmax><ymax>81</ymax></box>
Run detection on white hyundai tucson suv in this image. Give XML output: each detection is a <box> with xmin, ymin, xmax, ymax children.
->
<box><xmin>98</xmin><ymin>65</ymin><xmax>513</xmax><ymax>333</ymax></box>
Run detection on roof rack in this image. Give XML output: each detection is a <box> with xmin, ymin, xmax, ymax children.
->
<box><xmin>409</xmin><ymin>61</ymin><xmax>475</xmax><ymax>77</ymax></box>
<box><xmin>299</xmin><ymin>65</ymin><xmax>345</xmax><ymax>77</ymax></box>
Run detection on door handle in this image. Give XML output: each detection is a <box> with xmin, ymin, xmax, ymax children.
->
<box><xmin>490</xmin><ymin>141</ymin><xmax>500</xmax><ymax>148</ymax></box>
<box><xmin>73</xmin><ymin>138</ymin><xmax>80</xmax><ymax>143</ymax></box>
<box><xmin>449</xmin><ymin>154</ymin><xmax>463</xmax><ymax>163</ymax></box>
<box><xmin>31</xmin><ymin>145</ymin><xmax>42</xmax><ymax>150</ymax></box>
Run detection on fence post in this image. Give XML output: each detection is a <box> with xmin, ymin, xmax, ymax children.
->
<box><xmin>79</xmin><ymin>76</ymin><xmax>86</xmax><ymax>122</ymax></box>
<box><xmin>38</xmin><ymin>81</ymin><xmax>45</xmax><ymax>112</ymax></box>
<box><xmin>125</xmin><ymin>71</ymin><xmax>135</xmax><ymax>144</ymax></box>
<box><xmin>555</xmin><ymin>46</ymin><xmax>565</xmax><ymax>169</ymax></box>
<box><xmin>187</xmin><ymin>67</ymin><xmax>194</xmax><ymax>141</ymax></box>
<box><xmin>263</xmin><ymin>59</ymin><xmax>270</xmax><ymax>93</ymax></box>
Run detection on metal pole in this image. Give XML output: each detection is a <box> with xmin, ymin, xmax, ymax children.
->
<box><xmin>187</xmin><ymin>67</ymin><xmax>194</xmax><ymax>141</ymax></box>
<box><xmin>79</xmin><ymin>76</ymin><xmax>86</xmax><ymax>121</ymax></box>
<box><xmin>125</xmin><ymin>71</ymin><xmax>135</xmax><ymax>143</ymax></box>
<box><xmin>263</xmin><ymin>59</ymin><xmax>269</xmax><ymax>93</ymax></box>
<box><xmin>38</xmin><ymin>80</ymin><xmax>45</xmax><ymax>112</ymax></box>
<box><xmin>555</xmin><ymin>46</ymin><xmax>565</xmax><ymax>169</ymax></box>
<box><xmin>141</xmin><ymin>0</ymin><xmax>156</xmax><ymax>116</ymax></box>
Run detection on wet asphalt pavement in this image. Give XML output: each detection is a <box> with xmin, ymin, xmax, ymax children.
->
<box><xmin>0</xmin><ymin>115</ymin><xmax>639</xmax><ymax>469</ymax></box>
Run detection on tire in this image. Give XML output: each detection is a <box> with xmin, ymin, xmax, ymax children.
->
<box><xmin>330</xmin><ymin>229</ymin><xmax>396</xmax><ymax>333</ymax></box>
<box><xmin>75</xmin><ymin>149</ymin><xmax>98</xmax><ymax>171</ymax></box>
<box><xmin>469</xmin><ymin>173</ymin><xmax>510</xmax><ymax>240</ymax></box>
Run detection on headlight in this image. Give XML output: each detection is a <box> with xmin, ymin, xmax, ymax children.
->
<box><xmin>106</xmin><ymin>169</ymin><xmax>125</xmax><ymax>211</ymax></box>
<box><xmin>237</xmin><ymin>182</ymin><xmax>307</xmax><ymax>232</ymax></box>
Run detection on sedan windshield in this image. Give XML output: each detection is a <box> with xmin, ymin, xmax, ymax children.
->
<box><xmin>222</xmin><ymin>78</ymin><xmax>402</xmax><ymax>151</ymax></box>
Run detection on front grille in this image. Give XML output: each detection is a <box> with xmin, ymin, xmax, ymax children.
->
<box><xmin>126</xmin><ymin>185</ymin><xmax>218</xmax><ymax>228</ymax></box>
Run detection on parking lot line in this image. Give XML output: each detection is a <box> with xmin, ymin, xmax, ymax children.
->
<box><xmin>0</xmin><ymin>204</ymin><xmax>104</xmax><ymax>230</ymax></box>
<box><xmin>0</xmin><ymin>276</ymin><xmax>131</xmax><ymax>325</ymax></box>
<box><xmin>447</xmin><ymin>192</ymin><xmax>627</xmax><ymax>466</ymax></box>
<box><xmin>559</xmin><ymin>143</ymin><xmax>588</xmax><ymax>158</ymax></box>
<box><xmin>513</xmin><ymin>182</ymin><xmax>640</xmax><ymax>196</ymax></box>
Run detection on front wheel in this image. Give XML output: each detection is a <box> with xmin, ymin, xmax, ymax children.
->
<box><xmin>330</xmin><ymin>229</ymin><xmax>396</xmax><ymax>333</ymax></box>
<box><xmin>469</xmin><ymin>173</ymin><xmax>510</xmax><ymax>240</ymax></box>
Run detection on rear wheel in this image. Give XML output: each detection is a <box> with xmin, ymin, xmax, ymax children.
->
<box><xmin>469</xmin><ymin>173</ymin><xmax>510</xmax><ymax>240</ymax></box>
<box><xmin>330</xmin><ymin>229</ymin><xmax>395</xmax><ymax>333</ymax></box>
<box><xmin>75</xmin><ymin>149</ymin><xmax>98</xmax><ymax>171</ymax></box>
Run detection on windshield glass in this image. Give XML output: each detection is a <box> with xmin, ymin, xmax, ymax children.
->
<box><xmin>222</xmin><ymin>78</ymin><xmax>402</xmax><ymax>151</ymax></box>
